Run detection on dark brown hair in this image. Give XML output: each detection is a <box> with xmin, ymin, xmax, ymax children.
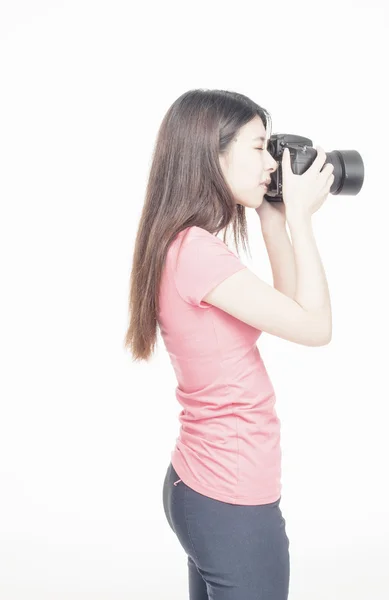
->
<box><xmin>123</xmin><ymin>89</ymin><xmax>271</xmax><ymax>362</ymax></box>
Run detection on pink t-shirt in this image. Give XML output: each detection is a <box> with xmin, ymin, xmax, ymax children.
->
<box><xmin>158</xmin><ymin>225</ymin><xmax>281</xmax><ymax>505</ymax></box>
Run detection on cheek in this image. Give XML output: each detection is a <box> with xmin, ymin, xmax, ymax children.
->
<box><xmin>237</xmin><ymin>155</ymin><xmax>261</xmax><ymax>185</ymax></box>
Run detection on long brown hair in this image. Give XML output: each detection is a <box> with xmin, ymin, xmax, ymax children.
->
<box><xmin>124</xmin><ymin>89</ymin><xmax>272</xmax><ymax>362</ymax></box>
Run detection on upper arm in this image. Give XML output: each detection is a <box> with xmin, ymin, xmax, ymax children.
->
<box><xmin>203</xmin><ymin>267</ymin><xmax>331</xmax><ymax>347</ymax></box>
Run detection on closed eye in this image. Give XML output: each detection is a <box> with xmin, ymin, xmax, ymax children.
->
<box><xmin>255</xmin><ymin>147</ymin><xmax>264</xmax><ymax>151</ymax></box>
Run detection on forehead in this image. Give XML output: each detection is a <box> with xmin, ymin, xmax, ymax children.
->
<box><xmin>240</xmin><ymin>117</ymin><xmax>268</xmax><ymax>142</ymax></box>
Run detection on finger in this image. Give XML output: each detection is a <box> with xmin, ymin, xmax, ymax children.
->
<box><xmin>313</xmin><ymin>146</ymin><xmax>328</xmax><ymax>171</ymax></box>
<box><xmin>282</xmin><ymin>147</ymin><xmax>290</xmax><ymax>172</ymax></box>
<box><xmin>321</xmin><ymin>163</ymin><xmax>334</xmax><ymax>181</ymax></box>
<box><xmin>321</xmin><ymin>173</ymin><xmax>334</xmax><ymax>194</ymax></box>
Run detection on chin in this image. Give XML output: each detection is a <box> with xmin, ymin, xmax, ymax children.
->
<box><xmin>237</xmin><ymin>193</ymin><xmax>265</xmax><ymax>209</ymax></box>
<box><xmin>253</xmin><ymin>197</ymin><xmax>264</xmax><ymax>209</ymax></box>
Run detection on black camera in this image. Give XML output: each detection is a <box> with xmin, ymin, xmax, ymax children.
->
<box><xmin>264</xmin><ymin>134</ymin><xmax>365</xmax><ymax>203</ymax></box>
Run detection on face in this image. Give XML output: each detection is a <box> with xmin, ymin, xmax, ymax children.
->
<box><xmin>219</xmin><ymin>116</ymin><xmax>278</xmax><ymax>209</ymax></box>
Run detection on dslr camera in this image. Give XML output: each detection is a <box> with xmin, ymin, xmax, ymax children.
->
<box><xmin>264</xmin><ymin>134</ymin><xmax>365</xmax><ymax>203</ymax></box>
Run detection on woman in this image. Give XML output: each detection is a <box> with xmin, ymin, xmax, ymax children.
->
<box><xmin>124</xmin><ymin>89</ymin><xmax>334</xmax><ymax>599</ymax></box>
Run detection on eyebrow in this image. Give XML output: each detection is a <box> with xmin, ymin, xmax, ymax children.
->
<box><xmin>252</xmin><ymin>136</ymin><xmax>267</xmax><ymax>142</ymax></box>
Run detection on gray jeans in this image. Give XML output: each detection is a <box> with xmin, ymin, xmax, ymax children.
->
<box><xmin>163</xmin><ymin>462</ymin><xmax>290</xmax><ymax>599</ymax></box>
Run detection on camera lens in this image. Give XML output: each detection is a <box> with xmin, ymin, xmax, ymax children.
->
<box><xmin>326</xmin><ymin>150</ymin><xmax>365</xmax><ymax>195</ymax></box>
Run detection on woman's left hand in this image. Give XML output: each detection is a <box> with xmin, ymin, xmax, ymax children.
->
<box><xmin>255</xmin><ymin>197</ymin><xmax>286</xmax><ymax>229</ymax></box>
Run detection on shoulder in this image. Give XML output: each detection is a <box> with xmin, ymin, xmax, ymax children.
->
<box><xmin>177</xmin><ymin>226</ymin><xmax>227</xmax><ymax>248</ymax></box>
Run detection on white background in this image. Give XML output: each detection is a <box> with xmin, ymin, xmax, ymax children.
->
<box><xmin>0</xmin><ymin>1</ymin><xmax>388</xmax><ymax>598</ymax></box>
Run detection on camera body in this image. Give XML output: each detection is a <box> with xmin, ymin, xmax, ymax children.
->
<box><xmin>265</xmin><ymin>133</ymin><xmax>365</xmax><ymax>203</ymax></box>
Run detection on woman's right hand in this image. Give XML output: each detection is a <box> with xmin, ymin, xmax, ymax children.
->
<box><xmin>282</xmin><ymin>145</ymin><xmax>335</xmax><ymax>220</ymax></box>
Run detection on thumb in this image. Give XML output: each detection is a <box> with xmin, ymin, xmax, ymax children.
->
<box><xmin>282</xmin><ymin>147</ymin><xmax>290</xmax><ymax>172</ymax></box>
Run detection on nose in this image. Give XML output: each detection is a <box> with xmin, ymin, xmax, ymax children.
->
<box><xmin>269</xmin><ymin>152</ymin><xmax>278</xmax><ymax>173</ymax></box>
<box><xmin>266</xmin><ymin>154</ymin><xmax>278</xmax><ymax>174</ymax></box>
<box><xmin>263</xmin><ymin>148</ymin><xmax>278</xmax><ymax>171</ymax></box>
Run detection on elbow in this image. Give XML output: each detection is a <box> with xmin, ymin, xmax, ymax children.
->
<box><xmin>324</xmin><ymin>322</ymin><xmax>333</xmax><ymax>345</ymax></box>
<box><xmin>317</xmin><ymin>330</ymin><xmax>332</xmax><ymax>346</ymax></box>
<box><xmin>316</xmin><ymin>315</ymin><xmax>332</xmax><ymax>346</ymax></box>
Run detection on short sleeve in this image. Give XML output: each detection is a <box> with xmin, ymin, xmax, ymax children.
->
<box><xmin>173</xmin><ymin>230</ymin><xmax>246</xmax><ymax>309</ymax></box>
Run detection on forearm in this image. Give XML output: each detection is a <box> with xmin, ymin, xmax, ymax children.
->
<box><xmin>261</xmin><ymin>223</ymin><xmax>296</xmax><ymax>299</ymax></box>
<box><xmin>287</xmin><ymin>214</ymin><xmax>331</xmax><ymax>314</ymax></box>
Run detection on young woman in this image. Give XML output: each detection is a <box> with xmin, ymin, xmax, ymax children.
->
<box><xmin>124</xmin><ymin>89</ymin><xmax>334</xmax><ymax>600</ymax></box>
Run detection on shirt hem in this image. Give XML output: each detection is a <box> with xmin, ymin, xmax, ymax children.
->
<box><xmin>171</xmin><ymin>453</ymin><xmax>281</xmax><ymax>506</ymax></box>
